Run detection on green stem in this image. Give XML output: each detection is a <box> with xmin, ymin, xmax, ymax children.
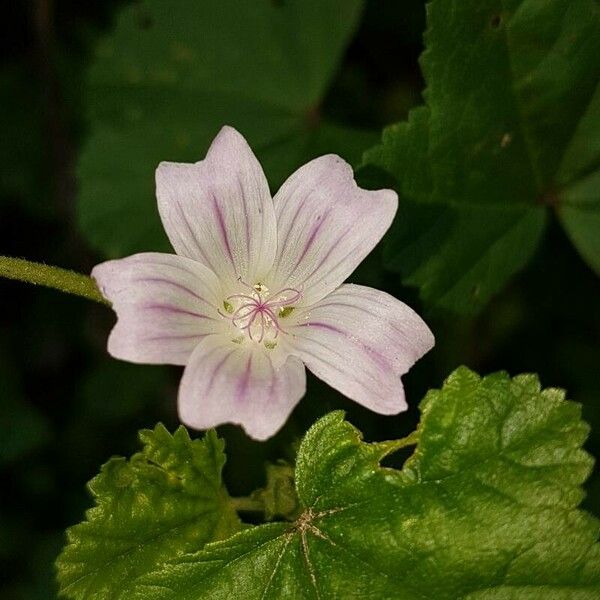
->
<box><xmin>395</xmin><ymin>429</ymin><xmax>421</xmax><ymax>449</ymax></box>
<box><xmin>0</xmin><ymin>256</ymin><xmax>109</xmax><ymax>305</ymax></box>
<box><xmin>229</xmin><ymin>496</ymin><xmax>265</xmax><ymax>513</ymax></box>
<box><xmin>372</xmin><ymin>429</ymin><xmax>421</xmax><ymax>461</ymax></box>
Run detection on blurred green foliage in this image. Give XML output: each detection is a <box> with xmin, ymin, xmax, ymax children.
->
<box><xmin>0</xmin><ymin>0</ymin><xmax>598</xmax><ymax>597</ymax></box>
<box><xmin>77</xmin><ymin>0</ymin><xmax>374</xmax><ymax>257</ymax></box>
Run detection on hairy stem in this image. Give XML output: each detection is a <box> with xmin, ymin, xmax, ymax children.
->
<box><xmin>0</xmin><ymin>256</ymin><xmax>109</xmax><ymax>305</ymax></box>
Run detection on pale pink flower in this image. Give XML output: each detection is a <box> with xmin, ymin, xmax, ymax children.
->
<box><xmin>92</xmin><ymin>126</ymin><xmax>434</xmax><ymax>440</ymax></box>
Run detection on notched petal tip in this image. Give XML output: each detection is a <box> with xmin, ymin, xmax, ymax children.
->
<box><xmin>269</xmin><ymin>154</ymin><xmax>400</xmax><ymax>305</ymax></box>
<box><xmin>302</xmin><ymin>153</ymin><xmax>398</xmax><ymax>207</ymax></box>
<box><xmin>285</xmin><ymin>285</ymin><xmax>431</xmax><ymax>415</ymax></box>
<box><xmin>154</xmin><ymin>126</ymin><xmax>248</xmax><ymax>176</ymax></box>
<box><xmin>178</xmin><ymin>407</ymin><xmax>284</xmax><ymax>442</ymax></box>
<box><xmin>91</xmin><ymin>253</ymin><xmax>225</xmax><ymax>366</ymax></box>
<box><xmin>178</xmin><ymin>341</ymin><xmax>306</xmax><ymax>441</ymax></box>
<box><xmin>155</xmin><ymin>124</ymin><xmax>277</xmax><ymax>285</ymax></box>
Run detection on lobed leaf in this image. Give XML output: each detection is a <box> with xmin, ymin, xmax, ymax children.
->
<box><xmin>129</xmin><ymin>368</ymin><xmax>600</xmax><ymax>599</ymax></box>
<box><xmin>363</xmin><ymin>0</ymin><xmax>600</xmax><ymax>313</ymax></box>
<box><xmin>56</xmin><ymin>425</ymin><xmax>240</xmax><ymax>599</ymax></box>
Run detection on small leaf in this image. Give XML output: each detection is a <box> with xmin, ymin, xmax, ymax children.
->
<box><xmin>363</xmin><ymin>0</ymin><xmax>600</xmax><ymax>312</ymax></box>
<box><xmin>56</xmin><ymin>425</ymin><xmax>240</xmax><ymax>599</ymax></box>
<box><xmin>251</xmin><ymin>462</ymin><xmax>300</xmax><ymax>521</ymax></box>
<box><xmin>130</xmin><ymin>368</ymin><xmax>600</xmax><ymax>598</ymax></box>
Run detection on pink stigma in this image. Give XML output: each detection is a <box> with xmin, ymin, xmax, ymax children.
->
<box><xmin>220</xmin><ymin>283</ymin><xmax>302</xmax><ymax>343</ymax></box>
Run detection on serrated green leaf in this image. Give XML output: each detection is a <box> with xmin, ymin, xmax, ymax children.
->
<box><xmin>77</xmin><ymin>0</ymin><xmax>373</xmax><ymax>258</ymax></box>
<box><xmin>56</xmin><ymin>424</ymin><xmax>240</xmax><ymax>599</ymax></box>
<box><xmin>363</xmin><ymin>0</ymin><xmax>600</xmax><ymax>312</ymax></box>
<box><xmin>129</xmin><ymin>368</ymin><xmax>600</xmax><ymax>599</ymax></box>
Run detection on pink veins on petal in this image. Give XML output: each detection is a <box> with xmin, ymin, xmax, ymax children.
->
<box><xmin>220</xmin><ymin>281</ymin><xmax>302</xmax><ymax>343</ymax></box>
<box><xmin>91</xmin><ymin>125</ymin><xmax>436</xmax><ymax>441</ymax></box>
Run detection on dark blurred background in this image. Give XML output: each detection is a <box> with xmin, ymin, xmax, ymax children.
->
<box><xmin>1</xmin><ymin>1</ymin><xmax>598</xmax><ymax>597</ymax></box>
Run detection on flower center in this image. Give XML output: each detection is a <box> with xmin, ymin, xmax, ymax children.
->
<box><xmin>220</xmin><ymin>281</ymin><xmax>301</xmax><ymax>347</ymax></box>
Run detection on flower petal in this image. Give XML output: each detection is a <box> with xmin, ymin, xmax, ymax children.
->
<box><xmin>284</xmin><ymin>284</ymin><xmax>434</xmax><ymax>413</ymax></box>
<box><xmin>156</xmin><ymin>126</ymin><xmax>277</xmax><ymax>289</ymax></box>
<box><xmin>92</xmin><ymin>253</ymin><xmax>225</xmax><ymax>365</ymax></box>
<box><xmin>178</xmin><ymin>336</ymin><xmax>306</xmax><ymax>440</ymax></box>
<box><xmin>268</xmin><ymin>155</ymin><xmax>397</xmax><ymax>305</ymax></box>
